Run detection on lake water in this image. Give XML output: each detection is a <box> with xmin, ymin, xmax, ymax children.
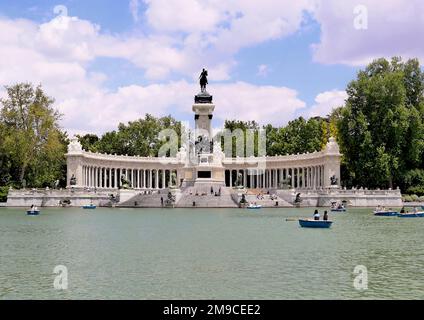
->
<box><xmin>1</xmin><ymin>207</ymin><xmax>423</xmax><ymax>300</ymax></box>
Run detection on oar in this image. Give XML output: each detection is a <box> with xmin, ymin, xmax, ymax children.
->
<box><xmin>285</xmin><ymin>218</ymin><xmax>299</xmax><ymax>221</ymax></box>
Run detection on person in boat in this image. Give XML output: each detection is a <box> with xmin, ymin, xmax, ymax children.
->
<box><xmin>323</xmin><ymin>211</ymin><xmax>329</xmax><ymax>221</ymax></box>
<box><xmin>30</xmin><ymin>204</ymin><xmax>35</xmax><ymax>212</ymax></box>
<box><xmin>313</xmin><ymin>210</ymin><xmax>320</xmax><ymax>220</ymax></box>
<box><xmin>400</xmin><ymin>207</ymin><xmax>405</xmax><ymax>213</ymax></box>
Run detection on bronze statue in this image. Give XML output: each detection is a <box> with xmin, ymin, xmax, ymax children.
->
<box><xmin>70</xmin><ymin>174</ymin><xmax>77</xmax><ymax>186</ymax></box>
<box><xmin>199</xmin><ymin>68</ymin><xmax>208</xmax><ymax>92</ymax></box>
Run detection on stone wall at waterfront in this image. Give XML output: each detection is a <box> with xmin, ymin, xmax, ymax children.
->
<box><xmin>6</xmin><ymin>188</ymin><xmax>115</xmax><ymax>207</ymax></box>
<box><xmin>289</xmin><ymin>188</ymin><xmax>403</xmax><ymax>207</ymax></box>
<box><xmin>6</xmin><ymin>186</ymin><xmax>403</xmax><ymax>208</ymax></box>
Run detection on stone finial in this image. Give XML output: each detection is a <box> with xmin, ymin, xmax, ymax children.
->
<box><xmin>323</xmin><ymin>136</ymin><xmax>340</xmax><ymax>154</ymax></box>
<box><xmin>67</xmin><ymin>136</ymin><xmax>83</xmax><ymax>154</ymax></box>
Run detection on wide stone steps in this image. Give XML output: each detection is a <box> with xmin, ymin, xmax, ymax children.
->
<box><xmin>175</xmin><ymin>186</ymin><xmax>238</xmax><ymax>208</ymax></box>
<box><xmin>117</xmin><ymin>190</ymin><xmax>169</xmax><ymax>207</ymax></box>
<box><xmin>242</xmin><ymin>194</ymin><xmax>293</xmax><ymax>207</ymax></box>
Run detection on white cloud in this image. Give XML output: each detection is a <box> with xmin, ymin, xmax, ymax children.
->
<box><xmin>312</xmin><ymin>0</ymin><xmax>424</xmax><ymax>65</ymax></box>
<box><xmin>58</xmin><ymin>81</ymin><xmax>307</xmax><ymax>135</ymax></box>
<box><xmin>129</xmin><ymin>0</ymin><xmax>141</xmax><ymax>22</ymax></box>
<box><xmin>0</xmin><ymin>10</ymin><xmax>314</xmax><ymax>135</ymax></box>
<box><xmin>306</xmin><ymin>90</ymin><xmax>347</xmax><ymax>118</ymax></box>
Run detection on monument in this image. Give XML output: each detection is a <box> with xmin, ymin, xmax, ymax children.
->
<box><xmin>182</xmin><ymin>69</ymin><xmax>226</xmax><ymax>187</ymax></box>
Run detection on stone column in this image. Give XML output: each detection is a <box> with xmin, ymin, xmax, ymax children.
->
<box><xmin>315</xmin><ymin>166</ymin><xmax>318</xmax><ymax>189</ymax></box>
<box><xmin>143</xmin><ymin>170</ymin><xmax>146</xmax><ymax>189</ymax></box>
<box><xmin>87</xmin><ymin>167</ymin><xmax>91</xmax><ymax>187</ymax></box>
<box><xmin>91</xmin><ymin>167</ymin><xmax>94</xmax><ymax>187</ymax></box>
<box><xmin>243</xmin><ymin>169</ymin><xmax>247</xmax><ymax>188</ymax></box>
<box><xmin>94</xmin><ymin>167</ymin><xmax>97</xmax><ymax>187</ymax></box>
<box><xmin>295</xmin><ymin>168</ymin><xmax>299</xmax><ymax>189</ymax></box>
<box><xmin>291</xmin><ymin>168</ymin><xmax>294</xmax><ymax>188</ymax></box>
<box><xmin>162</xmin><ymin>170</ymin><xmax>166</xmax><ymax>189</ymax></box>
<box><xmin>149</xmin><ymin>170</ymin><xmax>152</xmax><ymax>189</ymax></box>
<box><xmin>100</xmin><ymin>168</ymin><xmax>103</xmax><ymax>188</ymax></box>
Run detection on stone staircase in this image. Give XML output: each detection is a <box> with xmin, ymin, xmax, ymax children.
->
<box><xmin>117</xmin><ymin>189</ymin><xmax>172</xmax><ymax>208</ymax></box>
<box><xmin>116</xmin><ymin>186</ymin><xmax>293</xmax><ymax>208</ymax></box>
<box><xmin>242</xmin><ymin>194</ymin><xmax>292</xmax><ymax>207</ymax></box>
<box><xmin>175</xmin><ymin>185</ymin><xmax>238</xmax><ymax>208</ymax></box>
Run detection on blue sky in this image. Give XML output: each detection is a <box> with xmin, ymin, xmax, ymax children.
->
<box><xmin>0</xmin><ymin>0</ymin><xmax>422</xmax><ymax>135</ymax></box>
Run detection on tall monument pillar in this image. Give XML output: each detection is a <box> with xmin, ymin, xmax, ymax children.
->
<box><xmin>193</xmin><ymin>92</ymin><xmax>214</xmax><ymax>138</ymax></box>
<box><xmin>181</xmin><ymin>69</ymin><xmax>226</xmax><ymax>187</ymax></box>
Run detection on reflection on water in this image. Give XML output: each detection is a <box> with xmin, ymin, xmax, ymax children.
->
<box><xmin>1</xmin><ymin>207</ymin><xmax>424</xmax><ymax>299</ymax></box>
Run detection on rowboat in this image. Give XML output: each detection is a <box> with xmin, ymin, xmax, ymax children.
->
<box><xmin>398</xmin><ymin>212</ymin><xmax>424</xmax><ymax>218</ymax></box>
<box><xmin>298</xmin><ymin>219</ymin><xmax>333</xmax><ymax>228</ymax></box>
<box><xmin>330</xmin><ymin>201</ymin><xmax>346</xmax><ymax>212</ymax></box>
<box><xmin>82</xmin><ymin>204</ymin><xmax>97</xmax><ymax>209</ymax></box>
<box><xmin>27</xmin><ymin>210</ymin><xmax>40</xmax><ymax>216</ymax></box>
<box><xmin>246</xmin><ymin>204</ymin><xmax>262</xmax><ymax>209</ymax></box>
<box><xmin>373</xmin><ymin>210</ymin><xmax>399</xmax><ymax>217</ymax></box>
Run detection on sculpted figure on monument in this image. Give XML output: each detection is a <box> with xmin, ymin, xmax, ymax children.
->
<box><xmin>199</xmin><ymin>68</ymin><xmax>208</xmax><ymax>92</ymax></box>
<box><xmin>70</xmin><ymin>174</ymin><xmax>77</xmax><ymax>186</ymax></box>
<box><xmin>330</xmin><ymin>175</ymin><xmax>338</xmax><ymax>186</ymax></box>
<box><xmin>120</xmin><ymin>174</ymin><xmax>132</xmax><ymax>189</ymax></box>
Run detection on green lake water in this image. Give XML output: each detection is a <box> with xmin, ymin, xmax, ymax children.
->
<box><xmin>1</xmin><ymin>207</ymin><xmax>423</xmax><ymax>299</ymax></box>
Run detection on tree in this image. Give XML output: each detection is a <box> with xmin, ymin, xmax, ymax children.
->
<box><xmin>221</xmin><ymin>120</ymin><xmax>260</xmax><ymax>157</ymax></box>
<box><xmin>76</xmin><ymin>134</ymin><xmax>99</xmax><ymax>152</ymax></box>
<box><xmin>0</xmin><ymin>83</ymin><xmax>66</xmax><ymax>188</ymax></box>
<box><xmin>265</xmin><ymin>117</ymin><xmax>329</xmax><ymax>156</ymax></box>
<box><xmin>336</xmin><ymin>57</ymin><xmax>424</xmax><ymax>189</ymax></box>
<box><xmin>78</xmin><ymin>114</ymin><xmax>182</xmax><ymax>157</ymax></box>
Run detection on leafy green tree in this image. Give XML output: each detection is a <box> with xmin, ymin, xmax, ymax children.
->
<box><xmin>265</xmin><ymin>117</ymin><xmax>328</xmax><ymax>156</ymax></box>
<box><xmin>78</xmin><ymin>114</ymin><xmax>182</xmax><ymax>157</ymax></box>
<box><xmin>0</xmin><ymin>83</ymin><xmax>66</xmax><ymax>188</ymax></box>
<box><xmin>221</xmin><ymin>120</ymin><xmax>260</xmax><ymax>157</ymax></box>
<box><xmin>76</xmin><ymin>134</ymin><xmax>99</xmax><ymax>152</ymax></box>
<box><xmin>336</xmin><ymin>57</ymin><xmax>424</xmax><ymax>189</ymax></box>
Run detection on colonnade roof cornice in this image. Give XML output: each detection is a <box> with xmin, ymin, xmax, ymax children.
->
<box><xmin>222</xmin><ymin>150</ymin><xmax>341</xmax><ymax>164</ymax></box>
<box><xmin>66</xmin><ymin>148</ymin><xmax>341</xmax><ymax>167</ymax></box>
<box><xmin>66</xmin><ymin>150</ymin><xmax>182</xmax><ymax>163</ymax></box>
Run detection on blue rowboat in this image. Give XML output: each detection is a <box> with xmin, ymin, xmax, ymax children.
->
<box><xmin>331</xmin><ymin>208</ymin><xmax>346</xmax><ymax>212</ymax></box>
<box><xmin>247</xmin><ymin>204</ymin><xmax>262</xmax><ymax>209</ymax></box>
<box><xmin>82</xmin><ymin>204</ymin><xmax>96</xmax><ymax>209</ymax></box>
<box><xmin>299</xmin><ymin>219</ymin><xmax>333</xmax><ymax>228</ymax></box>
<box><xmin>373</xmin><ymin>211</ymin><xmax>399</xmax><ymax>217</ymax></box>
<box><xmin>27</xmin><ymin>210</ymin><xmax>40</xmax><ymax>216</ymax></box>
<box><xmin>398</xmin><ymin>212</ymin><xmax>424</xmax><ymax>218</ymax></box>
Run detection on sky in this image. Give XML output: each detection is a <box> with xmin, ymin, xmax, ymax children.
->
<box><xmin>0</xmin><ymin>0</ymin><xmax>423</xmax><ymax>136</ymax></box>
